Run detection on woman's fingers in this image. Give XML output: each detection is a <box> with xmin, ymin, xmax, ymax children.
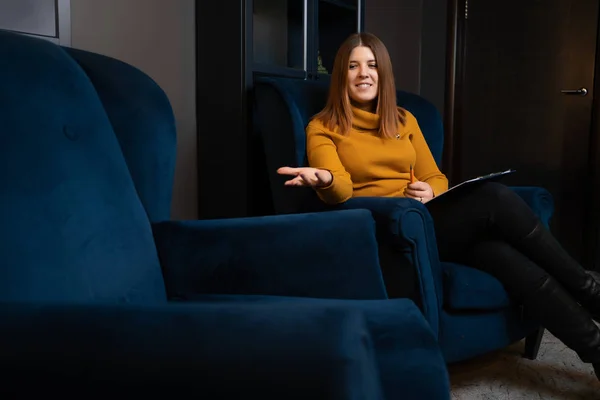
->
<box><xmin>302</xmin><ymin>173</ymin><xmax>327</xmax><ymax>187</ymax></box>
<box><xmin>279</xmin><ymin>167</ymin><xmax>330</xmax><ymax>187</ymax></box>
<box><xmin>406</xmin><ymin>181</ymin><xmax>433</xmax><ymax>199</ymax></box>
<box><xmin>407</xmin><ymin>181</ymin><xmax>429</xmax><ymax>190</ymax></box>
<box><xmin>314</xmin><ymin>170</ymin><xmax>332</xmax><ymax>185</ymax></box>
<box><xmin>279</xmin><ymin>167</ymin><xmax>307</xmax><ymax>186</ymax></box>
<box><xmin>298</xmin><ymin>173</ymin><xmax>312</xmax><ymax>185</ymax></box>
<box><xmin>284</xmin><ymin>176</ymin><xmax>306</xmax><ymax>186</ymax></box>
<box><xmin>277</xmin><ymin>166</ymin><xmax>303</xmax><ymax>176</ymax></box>
<box><xmin>405</xmin><ymin>189</ymin><xmax>427</xmax><ymax>197</ymax></box>
<box><xmin>289</xmin><ymin>173</ymin><xmax>322</xmax><ymax>187</ymax></box>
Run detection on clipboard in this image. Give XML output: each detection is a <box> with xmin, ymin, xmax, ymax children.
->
<box><xmin>431</xmin><ymin>169</ymin><xmax>516</xmax><ymax>201</ymax></box>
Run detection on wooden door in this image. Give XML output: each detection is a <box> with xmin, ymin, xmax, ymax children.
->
<box><xmin>446</xmin><ymin>0</ymin><xmax>600</xmax><ymax>265</ymax></box>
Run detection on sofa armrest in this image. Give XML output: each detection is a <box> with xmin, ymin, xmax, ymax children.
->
<box><xmin>335</xmin><ymin>197</ymin><xmax>443</xmax><ymax>337</ymax></box>
<box><xmin>152</xmin><ymin>209</ymin><xmax>388</xmax><ymax>301</ymax></box>
<box><xmin>0</xmin><ymin>301</ymin><xmax>384</xmax><ymax>398</ymax></box>
<box><xmin>508</xmin><ymin>186</ymin><xmax>555</xmax><ymax>226</ymax></box>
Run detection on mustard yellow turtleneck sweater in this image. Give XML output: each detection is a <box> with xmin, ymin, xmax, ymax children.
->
<box><xmin>306</xmin><ymin>106</ymin><xmax>448</xmax><ymax>205</ymax></box>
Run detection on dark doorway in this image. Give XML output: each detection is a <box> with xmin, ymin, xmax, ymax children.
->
<box><xmin>445</xmin><ymin>0</ymin><xmax>600</xmax><ymax>267</ymax></box>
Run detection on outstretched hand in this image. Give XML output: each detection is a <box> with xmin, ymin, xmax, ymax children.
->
<box><xmin>404</xmin><ymin>180</ymin><xmax>434</xmax><ymax>203</ymax></box>
<box><xmin>277</xmin><ymin>167</ymin><xmax>333</xmax><ymax>188</ymax></box>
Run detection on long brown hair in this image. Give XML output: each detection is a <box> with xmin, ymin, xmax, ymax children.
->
<box><xmin>314</xmin><ymin>32</ymin><xmax>405</xmax><ymax>138</ymax></box>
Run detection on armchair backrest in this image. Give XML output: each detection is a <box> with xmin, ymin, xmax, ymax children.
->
<box><xmin>253</xmin><ymin>76</ymin><xmax>445</xmax><ymax>214</ymax></box>
<box><xmin>0</xmin><ymin>31</ymin><xmax>175</xmax><ymax>303</ymax></box>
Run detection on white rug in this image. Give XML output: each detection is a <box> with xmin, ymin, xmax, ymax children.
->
<box><xmin>449</xmin><ymin>331</ymin><xmax>600</xmax><ymax>399</ymax></box>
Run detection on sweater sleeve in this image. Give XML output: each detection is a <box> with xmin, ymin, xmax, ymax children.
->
<box><xmin>407</xmin><ymin>112</ymin><xmax>449</xmax><ymax>196</ymax></box>
<box><xmin>306</xmin><ymin>121</ymin><xmax>353</xmax><ymax>204</ymax></box>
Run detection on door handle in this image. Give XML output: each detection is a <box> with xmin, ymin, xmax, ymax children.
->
<box><xmin>561</xmin><ymin>87</ymin><xmax>588</xmax><ymax>96</ymax></box>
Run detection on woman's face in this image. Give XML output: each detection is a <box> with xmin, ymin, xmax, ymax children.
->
<box><xmin>347</xmin><ymin>46</ymin><xmax>378</xmax><ymax>111</ymax></box>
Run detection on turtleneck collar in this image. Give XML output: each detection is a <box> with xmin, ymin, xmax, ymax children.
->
<box><xmin>351</xmin><ymin>105</ymin><xmax>380</xmax><ymax>131</ymax></box>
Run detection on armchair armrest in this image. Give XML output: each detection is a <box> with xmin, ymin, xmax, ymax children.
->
<box><xmin>152</xmin><ymin>209</ymin><xmax>388</xmax><ymax>301</ymax></box>
<box><xmin>335</xmin><ymin>197</ymin><xmax>443</xmax><ymax>337</ymax></box>
<box><xmin>508</xmin><ymin>186</ymin><xmax>555</xmax><ymax>226</ymax></box>
<box><xmin>0</xmin><ymin>301</ymin><xmax>383</xmax><ymax>398</ymax></box>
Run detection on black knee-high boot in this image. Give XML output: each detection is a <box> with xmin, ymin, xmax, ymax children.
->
<box><xmin>517</xmin><ymin>222</ymin><xmax>600</xmax><ymax>320</ymax></box>
<box><xmin>523</xmin><ymin>275</ymin><xmax>600</xmax><ymax>379</ymax></box>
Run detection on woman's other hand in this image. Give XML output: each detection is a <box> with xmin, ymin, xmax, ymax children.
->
<box><xmin>405</xmin><ymin>181</ymin><xmax>435</xmax><ymax>203</ymax></box>
<box><xmin>277</xmin><ymin>167</ymin><xmax>333</xmax><ymax>188</ymax></box>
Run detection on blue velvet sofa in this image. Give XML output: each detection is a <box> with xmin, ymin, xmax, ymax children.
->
<box><xmin>253</xmin><ymin>76</ymin><xmax>555</xmax><ymax>363</ymax></box>
<box><xmin>0</xmin><ymin>30</ymin><xmax>451</xmax><ymax>399</ymax></box>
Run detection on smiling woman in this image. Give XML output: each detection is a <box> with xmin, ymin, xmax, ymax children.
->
<box><xmin>277</xmin><ymin>32</ymin><xmax>443</xmax><ymax>203</ymax></box>
<box><xmin>276</xmin><ymin>32</ymin><xmax>600</xmax><ymax>385</ymax></box>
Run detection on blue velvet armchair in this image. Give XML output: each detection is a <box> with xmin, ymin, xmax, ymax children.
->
<box><xmin>0</xmin><ymin>31</ymin><xmax>451</xmax><ymax>398</ymax></box>
<box><xmin>252</xmin><ymin>76</ymin><xmax>555</xmax><ymax>363</ymax></box>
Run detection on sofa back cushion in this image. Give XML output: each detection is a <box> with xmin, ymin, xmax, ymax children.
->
<box><xmin>0</xmin><ymin>32</ymin><xmax>166</xmax><ymax>303</ymax></box>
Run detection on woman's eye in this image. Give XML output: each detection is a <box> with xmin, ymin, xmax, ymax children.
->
<box><xmin>369</xmin><ymin>64</ymin><xmax>377</xmax><ymax>68</ymax></box>
<box><xmin>349</xmin><ymin>64</ymin><xmax>357</xmax><ymax>69</ymax></box>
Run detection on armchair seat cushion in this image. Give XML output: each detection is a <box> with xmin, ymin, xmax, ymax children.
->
<box><xmin>442</xmin><ymin>262</ymin><xmax>512</xmax><ymax>311</ymax></box>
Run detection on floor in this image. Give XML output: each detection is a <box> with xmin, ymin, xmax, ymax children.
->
<box><xmin>449</xmin><ymin>331</ymin><xmax>600</xmax><ymax>399</ymax></box>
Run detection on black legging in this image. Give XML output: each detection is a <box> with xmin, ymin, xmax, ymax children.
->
<box><xmin>424</xmin><ymin>182</ymin><xmax>600</xmax><ymax>367</ymax></box>
<box><xmin>425</xmin><ymin>182</ymin><xmax>556</xmax><ymax>301</ymax></box>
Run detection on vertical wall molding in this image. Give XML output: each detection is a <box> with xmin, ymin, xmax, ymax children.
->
<box><xmin>57</xmin><ymin>0</ymin><xmax>71</xmax><ymax>46</ymax></box>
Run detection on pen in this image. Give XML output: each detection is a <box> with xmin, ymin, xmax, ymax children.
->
<box><xmin>410</xmin><ymin>164</ymin><xmax>416</xmax><ymax>184</ymax></box>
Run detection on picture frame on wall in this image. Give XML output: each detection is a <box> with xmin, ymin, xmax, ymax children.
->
<box><xmin>0</xmin><ymin>0</ymin><xmax>71</xmax><ymax>46</ymax></box>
